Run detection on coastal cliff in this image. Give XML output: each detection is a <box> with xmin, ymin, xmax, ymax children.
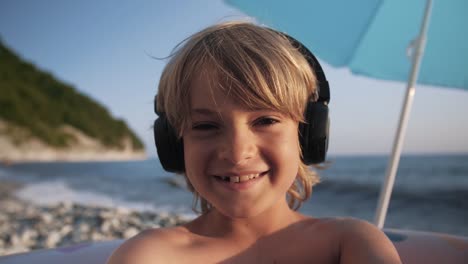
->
<box><xmin>0</xmin><ymin>40</ymin><xmax>146</xmax><ymax>163</ymax></box>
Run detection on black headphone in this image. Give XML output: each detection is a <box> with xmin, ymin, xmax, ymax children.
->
<box><xmin>154</xmin><ymin>30</ymin><xmax>330</xmax><ymax>173</ymax></box>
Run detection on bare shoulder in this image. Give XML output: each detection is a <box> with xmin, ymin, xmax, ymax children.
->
<box><xmin>106</xmin><ymin>226</ymin><xmax>189</xmax><ymax>264</ymax></box>
<box><xmin>335</xmin><ymin>218</ymin><xmax>402</xmax><ymax>264</ymax></box>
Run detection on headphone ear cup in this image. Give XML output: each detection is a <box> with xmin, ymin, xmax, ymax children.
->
<box><xmin>299</xmin><ymin>102</ymin><xmax>329</xmax><ymax>164</ymax></box>
<box><xmin>153</xmin><ymin>115</ymin><xmax>185</xmax><ymax>173</ymax></box>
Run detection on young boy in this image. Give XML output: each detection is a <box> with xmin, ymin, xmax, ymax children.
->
<box><xmin>107</xmin><ymin>21</ymin><xmax>401</xmax><ymax>263</ymax></box>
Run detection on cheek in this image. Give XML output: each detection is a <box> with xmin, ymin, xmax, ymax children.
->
<box><xmin>264</xmin><ymin>128</ymin><xmax>301</xmax><ymax>178</ymax></box>
<box><xmin>184</xmin><ymin>135</ymin><xmax>207</xmax><ymax>159</ymax></box>
<box><xmin>280</xmin><ymin>139</ymin><xmax>302</xmax><ymax>190</ymax></box>
<box><xmin>278</xmin><ymin>125</ymin><xmax>301</xmax><ymax>159</ymax></box>
<box><xmin>183</xmin><ymin>138</ymin><xmax>213</xmax><ymax>183</ymax></box>
<box><xmin>281</xmin><ymin>139</ymin><xmax>301</xmax><ymax>176</ymax></box>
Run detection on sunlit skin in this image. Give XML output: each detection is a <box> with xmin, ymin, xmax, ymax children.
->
<box><xmin>107</xmin><ymin>73</ymin><xmax>402</xmax><ymax>263</ymax></box>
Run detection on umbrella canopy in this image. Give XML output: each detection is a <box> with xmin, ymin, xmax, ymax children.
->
<box><xmin>225</xmin><ymin>0</ymin><xmax>468</xmax><ymax>90</ymax></box>
<box><xmin>225</xmin><ymin>0</ymin><xmax>468</xmax><ymax>228</ymax></box>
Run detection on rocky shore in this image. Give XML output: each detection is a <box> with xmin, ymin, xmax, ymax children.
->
<box><xmin>0</xmin><ymin>180</ymin><xmax>189</xmax><ymax>256</ymax></box>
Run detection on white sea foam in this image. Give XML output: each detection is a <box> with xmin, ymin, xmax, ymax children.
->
<box><xmin>15</xmin><ymin>180</ymin><xmax>196</xmax><ymax>220</ymax></box>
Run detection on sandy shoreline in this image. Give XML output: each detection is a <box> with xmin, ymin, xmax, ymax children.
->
<box><xmin>0</xmin><ymin>179</ymin><xmax>189</xmax><ymax>256</ymax></box>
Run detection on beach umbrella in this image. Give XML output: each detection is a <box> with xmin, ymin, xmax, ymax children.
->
<box><xmin>224</xmin><ymin>0</ymin><xmax>468</xmax><ymax>228</ymax></box>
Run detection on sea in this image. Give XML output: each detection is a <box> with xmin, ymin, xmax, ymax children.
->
<box><xmin>1</xmin><ymin>154</ymin><xmax>467</xmax><ymax>237</ymax></box>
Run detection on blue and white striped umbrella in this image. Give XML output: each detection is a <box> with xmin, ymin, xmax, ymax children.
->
<box><xmin>225</xmin><ymin>0</ymin><xmax>468</xmax><ymax>228</ymax></box>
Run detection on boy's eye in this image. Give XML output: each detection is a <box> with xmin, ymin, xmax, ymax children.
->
<box><xmin>254</xmin><ymin>117</ymin><xmax>280</xmax><ymax>126</ymax></box>
<box><xmin>192</xmin><ymin>123</ymin><xmax>218</xmax><ymax>130</ymax></box>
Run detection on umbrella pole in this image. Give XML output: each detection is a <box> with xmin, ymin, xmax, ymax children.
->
<box><xmin>374</xmin><ymin>0</ymin><xmax>433</xmax><ymax>229</ymax></box>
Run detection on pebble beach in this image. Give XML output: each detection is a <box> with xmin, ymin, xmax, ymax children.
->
<box><xmin>0</xmin><ymin>179</ymin><xmax>188</xmax><ymax>256</ymax></box>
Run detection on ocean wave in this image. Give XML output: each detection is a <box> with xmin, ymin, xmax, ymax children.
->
<box><xmin>315</xmin><ymin>179</ymin><xmax>468</xmax><ymax>211</ymax></box>
<box><xmin>14</xmin><ymin>180</ymin><xmax>196</xmax><ymax>219</ymax></box>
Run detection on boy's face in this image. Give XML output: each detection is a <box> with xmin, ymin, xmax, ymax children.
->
<box><xmin>183</xmin><ymin>75</ymin><xmax>301</xmax><ymax>218</ymax></box>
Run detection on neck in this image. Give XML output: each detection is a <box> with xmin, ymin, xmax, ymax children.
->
<box><xmin>188</xmin><ymin>198</ymin><xmax>305</xmax><ymax>242</ymax></box>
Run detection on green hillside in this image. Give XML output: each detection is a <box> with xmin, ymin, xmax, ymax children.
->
<box><xmin>0</xmin><ymin>40</ymin><xmax>144</xmax><ymax>150</ymax></box>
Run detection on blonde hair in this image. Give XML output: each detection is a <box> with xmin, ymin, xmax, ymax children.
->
<box><xmin>157</xmin><ymin>21</ymin><xmax>321</xmax><ymax>213</ymax></box>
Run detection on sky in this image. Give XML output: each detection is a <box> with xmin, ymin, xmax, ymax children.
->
<box><xmin>1</xmin><ymin>0</ymin><xmax>467</xmax><ymax>157</ymax></box>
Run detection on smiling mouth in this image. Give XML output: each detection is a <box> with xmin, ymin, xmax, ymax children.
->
<box><xmin>214</xmin><ymin>172</ymin><xmax>267</xmax><ymax>183</ymax></box>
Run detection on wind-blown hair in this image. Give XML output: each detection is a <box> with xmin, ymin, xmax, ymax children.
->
<box><xmin>156</xmin><ymin>21</ymin><xmax>320</xmax><ymax>213</ymax></box>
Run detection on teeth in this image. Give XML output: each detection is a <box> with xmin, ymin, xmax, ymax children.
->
<box><xmin>220</xmin><ymin>174</ymin><xmax>261</xmax><ymax>183</ymax></box>
<box><xmin>239</xmin><ymin>175</ymin><xmax>249</xmax><ymax>182</ymax></box>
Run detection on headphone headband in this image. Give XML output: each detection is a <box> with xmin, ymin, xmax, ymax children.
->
<box><xmin>278</xmin><ymin>32</ymin><xmax>330</xmax><ymax>104</ymax></box>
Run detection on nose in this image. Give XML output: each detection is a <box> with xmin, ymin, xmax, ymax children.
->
<box><xmin>218</xmin><ymin>126</ymin><xmax>256</xmax><ymax>165</ymax></box>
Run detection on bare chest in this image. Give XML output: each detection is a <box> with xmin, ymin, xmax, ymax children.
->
<box><xmin>167</xmin><ymin>235</ymin><xmax>339</xmax><ymax>264</ymax></box>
